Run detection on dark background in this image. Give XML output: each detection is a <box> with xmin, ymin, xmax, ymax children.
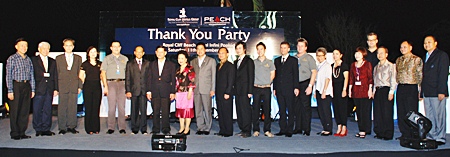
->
<box><xmin>1</xmin><ymin>0</ymin><xmax>449</xmax><ymax>93</ymax></box>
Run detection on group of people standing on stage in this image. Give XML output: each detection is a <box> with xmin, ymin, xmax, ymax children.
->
<box><xmin>5</xmin><ymin>33</ymin><xmax>448</xmax><ymax>146</ymax></box>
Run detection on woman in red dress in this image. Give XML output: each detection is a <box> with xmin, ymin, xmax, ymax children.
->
<box><xmin>348</xmin><ymin>47</ymin><xmax>373</xmax><ymax>139</ymax></box>
<box><xmin>175</xmin><ymin>50</ymin><xmax>196</xmax><ymax>135</ymax></box>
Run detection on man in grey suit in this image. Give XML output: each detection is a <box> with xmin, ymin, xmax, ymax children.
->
<box><xmin>191</xmin><ymin>42</ymin><xmax>216</xmax><ymax>135</ymax></box>
<box><xmin>55</xmin><ymin>38</ymin><xmax>82</xmax><ymax>134</ymax></box>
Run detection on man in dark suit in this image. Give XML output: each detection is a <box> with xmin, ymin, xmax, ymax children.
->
<box><xmin>273</xmin><ymin>41</ymin><xmax>299</xmax><ymax>137</ymax></box>
<box><xmin>421</xmin><ymin>36</ymin><xmax>449</xmax><ymax>146</ymax></box>
<box><xmin>126</xmin><ymin>46</ymin><xmax>150</xmax><ymax>135</ymax></box>
<box><xmin>146</xmin><ymin>45</ymin><xmax>176</xmax><ymax>135</ymax></box>
<box><xmin>55</xmin><ymin>38</ymin><xmax>83</xmax><ymax>134</ymax></box>
<box><xmin>215</xmin><ymin>47</ymin><xmax>235</xmax><ymax>137</ymax></box>
<box><xmin>233</xmin><ymin>41</ymin><xmax>255</xmax><ymax>138</ymax></box>
<box><xmin>32</xmin><ymin>41</ymin><xmax>58</xmax><ymax>136</ymax></box>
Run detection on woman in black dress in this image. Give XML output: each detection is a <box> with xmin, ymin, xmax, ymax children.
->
<box><xmin>79</xmin><ymin>46</ymin><xmax>102</xmax><ymax>134</ymax></box>
<box><xmin>331</xmin><ymin>49</ymin><xmax>349</xmax><ymax>137</ymax></box>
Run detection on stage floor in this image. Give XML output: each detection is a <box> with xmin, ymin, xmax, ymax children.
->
<box><xmin>0</xmin><ymin>115</ymin><xmax>449</xmax><ymax>155</ymax></box>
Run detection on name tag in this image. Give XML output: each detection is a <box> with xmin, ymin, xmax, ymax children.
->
<box><xmin>355</xmin><ymin>81</ymin><xmax>361</xmax><ymax>86</ymax></box>
<box><xmin>44</xmin><ymin>73</ymin><xmax>50</xmax><ymax>77</ymax></box>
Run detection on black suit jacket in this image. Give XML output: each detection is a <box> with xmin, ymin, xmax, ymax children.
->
<box><xmin>273</xmin><ymin>56</ymin><xmax>299</xmax><ymax>95</ymax></box>
<box><xmin>421</xmin><ymin>48</ymin><xmax>449</xmax><ymax>97</ymax></box>
<box><xmin>147</xmin><ymin>59</ymin><xmax>176</xmax><ymax>98</ymax></box>
<box><xmin>216</xmin><ymin>61</ymin><xmax>235</xmax><ymax>97</ymax></box>
<box><xmin>125</xmin><ymin>58</ymin><xmax>150</xmax><ymax>96</ymax></box>
<box><xmin>234</xmin><ymin>55</ymin><xmax>255</xmax><ymax>95</ymax></box>
<box><xmin>31</xmin><ymin>55</ymin><xmax>58</xmax><ymax>95</ymax></box>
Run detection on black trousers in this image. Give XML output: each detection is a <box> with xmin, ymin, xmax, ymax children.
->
<box><xmin>354</xmin><ymin>98</ymin><xmax>372</xmax><ymax>133</ymax></box>
<box><xmin>252</xmin><ymin>87</ymin><xmax>272</xmax><ymax>132</ymax></box>
<box><xmin>83</xmin><ymin>80</ymin><xmax>102</xmax><ymax>133</ymax></box>
<box><xmin>316</xmin><ymin>91</ymin><xmax>333</xmax><ymax>132</ymax></box>
<box><xmin>277</xmin><ymin>92</ymin><xmax>295</xmax><ymax>134</ymax></box>
<box><xmin>32</xmin><ymin>88</ymin><xmax>53</xmax><ymax>132</ymax></box>
<box><xmin>151</xmin><ymin>97</ymin><xmax>170</xmax><ymax>133</ymax></box>
<box><xmin>396</xmin><ymin>84</ymin><xmax>418</xmax><ymax>138</ymax></box>
<box><xmin>332</xmin><ymin>81</ymin><xmax>348</xmax><ymax>126</ymax></box>
<box><xmin>294</xmin><ymin>80</ymin><xmax>312</xmax><ymax>133</ymax></box>
<box><xmin>373</xmin><ymin>87</ymin><xmax>394</xmax><ymax>139</ymax></box>
<box><xmin>131</xmin><ymin>94</ymin><xmax>148</xmax><ymax>133</ymax></box>
<box><xmin>216</xmin><ymin>95</ymin><xmax>233</xmax><ymax>136</ymax></box>
<box><xmin>9</xmin><ymin>81</ymin><xmax>31</xmax><ymax>137</ymax></box>
<box><xmin>235</xmin><ymin>95</ymin><xmax>252</xmax><ymax>135</ymax></box>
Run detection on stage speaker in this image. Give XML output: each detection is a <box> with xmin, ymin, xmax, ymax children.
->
<box><xmin>151</xmin><ymin>134</ymin><xmax>187</xmax><ymax>151</ymax></box>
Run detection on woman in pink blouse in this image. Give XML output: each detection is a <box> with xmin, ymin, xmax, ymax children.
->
<box><xmin>175</xmin><ymin>50</ymin><xmax>196</xmax><ymax>135</ymax></box>
<box><xmin>348</xmin><ymin>47</ymin><xmax>373</xmax><ymax>139</ymax></box>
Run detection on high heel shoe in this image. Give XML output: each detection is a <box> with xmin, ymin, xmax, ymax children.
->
<box><xmin>339</xmin><ymin>130</ymin><xmax>348</xmax><ymax>137</ymax></box>
<box><xmin>176</xmin><ymin>129</ymin><xmax>184</xmax><ymax>135</ymax></box>
<box><xmin>333</xmin><ymin>130</ymin><xmax>341</xmax><ymax>136</ymax></box>
<box><xmin>183</xmin><ymin>130</ymin><xmax>190</xmax><ymax>135</ymax></box>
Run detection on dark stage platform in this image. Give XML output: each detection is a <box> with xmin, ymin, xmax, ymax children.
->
<box><xmin>0</xmin><ymin>115</ymin><xmax>449</xmax><ymax>156</ymax></box>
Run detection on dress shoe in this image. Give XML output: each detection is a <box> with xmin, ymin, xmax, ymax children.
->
<box><xmin>11</xmin><ymin>136</ymin><xmax>21</xmax><ymax>140</ymax></box>
<box><xmin>253</xmin><ymin>131</ymin><xmax>260</xmax><ymax>137</ymax></box>
<box><xmin>316</xmin><ymin>131</ymin><xmax>324</xmax><ymax>135</ymax></box>
<box><xmin>285</xmin><ymin>133</ymin><xmax>293</xmax><ymax>137</ymax></box>
<box><xmin>42</xmin><ymin>131</ymin><xmax>55</xmax><ymax>136</ymax></box>
<box><xmin>106</xmin><ymin>129</ymin><xmax>114</xmax><ymax>134</ymax></box>
<box><xmin>303</xmin><ymin>132</ymin><xmax>310</xmax><ymax>136</ymax></box>
<box><xmin>234</xmin><ymin>131</ymin><xmax>243</xmax><ymax>136</ymax></box>
<box><xmin>437</xmin><ymin>141</ymin><xmax>446</xmax><ymax>146</ymax></box>
<box><xmin>374</xmin><ymin>135</ymin><xmax>383</xmax><ymax>139</ymax></box>
<box><xmin>292</xmin><ymin>130</ymin><xmax>302</xmax><ymax>134</ymax></box>
<box><xmin>382</xmin><ymin>137</ymin><xmax>393</xmax><ymax>140</ymax></box>
<box><xmin>131</xmin><ymin>131</ymin><xmax>138</xmax><ymax>135</ymax></box>
<box><xmin>395</xmin><ymin>136</ymin><xmax>404</xmax><ymax>140</ymax></box>
<box><xmin>320</xmin><ymin>132</ymin><xmax>332</xmax><ymax>136</ymax></box>
<box><xmin>20</xmin><ymin>135</ymin><xmax>31</xmax><ymax>139</ymax></box>
<box><xmin>275</xmin><ymin>132</ymin><xmax>285</xmax><ymax>136</ymax></box>
<box><xmin>36</xmin><ymin>131</ymin><xmax>43</xmax><ymax>137</ymax></box>
<box><xmin>222</xmin><ymin>134</ymin><xmax>232</xmax><ymax>137</ymax></box>
<box><xmin>119</xmin><ymin>129</ymin><xmax>126</xmax><ymax>134</ymax></box>
<box><xmin>196</xmin><ymin>131</ymin><xmax>204</xmax><ymax>135</ymax></box>
<box><xmin>264</xmin><ymin>131</ymin><xmax>274</xmax><ymax>138</ymax></box>
<box><xmin>241</xmin><ymin>133</ymin><xmax>250</xmax><ymax>138</ymax></box>
<box><xmin>67</xmin><ymin>128</ymin><xmax>79</xmax><ymax>134</ymax></box>
<box><xmin>142</xmin><ymin>131</ymin><xmax>148</xmax><ymax>135</ymax></box>
<box><xmin>59</xmin><ymin>130</ymin><xmax>67</xmax><ymax>135</ymax></box>
<box><xmin>203</xmin><ymin>131</ymin><xmax>210</xmax><ymax>135</ymax></box>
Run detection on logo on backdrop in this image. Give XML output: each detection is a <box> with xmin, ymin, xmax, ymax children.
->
<box><xmin>165</xmin><ymin>7</ymin><xmax>232</xmax><ymax>27</ymax></box>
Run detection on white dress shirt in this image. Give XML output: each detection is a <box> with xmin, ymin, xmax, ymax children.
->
<box><xmin>158</xmin><ymin>58</ymin><xmax>165</xmax><ymax>76</ymax></box>
<box><xmin>39</xmin><ymin>54</ymin><xmax>48</xmax><ymax>72</ymax></box>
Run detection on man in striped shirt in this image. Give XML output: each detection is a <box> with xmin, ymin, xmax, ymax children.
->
<box><xmin>6</xmin><ymin>38</ymin><xmax>36</xmax><ymax>140</ymax></box>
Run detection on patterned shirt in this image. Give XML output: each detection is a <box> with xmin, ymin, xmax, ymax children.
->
<box><xmin>373</xmin><ymin>61</ymin><xmax>397</xmax><ymax>94</ymax></box>
<box><xmin>6</xmin><ymin>53</ymin><xmax>36</xmax><ymax>92</ymax></box>
<box><xmin>176</xmin><ymin>65</ymin><xmax>196</xmax><ymax>92</ymax></box>
<box><xmin>395</xmin><ymin>53</ymin><xmax>423</xmax><ymax>85</ymax></box>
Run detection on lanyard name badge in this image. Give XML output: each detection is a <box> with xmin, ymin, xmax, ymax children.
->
<box><xmin>114</xmin><ymin>56</ymin><xmax>121</xmax><ymax>75</ymax></box>
<box><xmin>355</xmin><ymin>65</ymin><xmax>362</xmax><ymax>86</ymax></box>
